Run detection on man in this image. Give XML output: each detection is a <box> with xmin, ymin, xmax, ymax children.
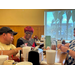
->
<box><xmin>57</xmin><ymin>28</ymin><xmax>75</xmax><ymax>65</ymax></box>
<box><xmin>0</xmin><ymin>27</ymin><xmax>22</xmax><ymax>57</ymax></box>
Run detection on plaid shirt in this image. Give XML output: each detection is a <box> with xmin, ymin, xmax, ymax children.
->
<box><xmin>66</xmin><ymin>40</ymin><xmax>75</xmax><ymax>65</ymax></box>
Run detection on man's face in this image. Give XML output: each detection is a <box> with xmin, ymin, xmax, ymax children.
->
<box><xmin>25</xmin><ymin>31</ymin><xmax>33</xmax><ymax>40</ymax></box>
<box><xmin>4</xmin><ymin>33</ymin><xmax>14</xmax><ymax>45</ymax></box>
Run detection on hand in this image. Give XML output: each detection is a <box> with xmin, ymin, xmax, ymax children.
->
<box><xmin>15</xmin><ymin>47</ymin><xmax>23</xmax><ymax>53</ymax></box>
<box><xmin>65</xmin><ymin>43</ymin><xmax>69</xmax><ymax>48</ymax></box>
<box><xmin>57</xmin><ymin>44</ymin><xmax>62</xmax><ymax>49</ymax></box>
<box><xmin>31</xmin><ymin>47</ymin><xmax>34</xmax><ymax>50</ymax></box>
<box><xmin>60</xmin><ymin>46</ymin><xmax>68</xmax><ymax>53</ymax></box>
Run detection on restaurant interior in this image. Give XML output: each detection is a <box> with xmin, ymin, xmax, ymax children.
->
<box><xmin>0</xmin><ymin>9</ymin><xmax>75</xmax><ymax>66</ymax></box>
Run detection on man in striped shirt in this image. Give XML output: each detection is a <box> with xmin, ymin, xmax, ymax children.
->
<box><xmin>57</xmin><ymin>28</ymin><xmax>75</xmax><ymax>65</ymax></box>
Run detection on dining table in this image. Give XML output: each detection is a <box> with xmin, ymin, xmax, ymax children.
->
<box><xmin>43</xmin><ymin>49</ymin><xmax>67</xmax><ymax>65</ymax></box>
<box><xmin>4</xmin><ymin>49</ymin><xmax>67</xmax><ymax>65</ymax></box>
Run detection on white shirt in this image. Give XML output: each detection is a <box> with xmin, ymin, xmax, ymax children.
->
<box><xmin>0</xmin><ymin>42</ymin><xmax>16</xmax><ymax>50</ymax></box>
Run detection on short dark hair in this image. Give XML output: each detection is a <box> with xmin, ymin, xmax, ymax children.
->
<box><xmin>74</xmin><ymin>28</ymin><xmax>75</xmax><ymax>30</ymax></box>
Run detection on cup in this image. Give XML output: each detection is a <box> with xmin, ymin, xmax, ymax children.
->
<box><xmin>22</xmin><ymin>46</ymin><xmax>31</xmax><ymax>61</ymax></box>
<box><xmin>0</xmin><ymin>55</ymin><xmax>9</xmax><ymax>65</ymax></box>
<box><xmin>16</xmin><ymin>61</ymin><xmax>33</xmax><ymax>65</ymax></box>
<box><xmin>46</xmin><ymin>50</ymin><xmax>56</xmax><ymax>65</ymax></box>
<box><xmin>51</xmin><ymin>45</ymin><xmax>56</xmax><ymax>50</ymax></box>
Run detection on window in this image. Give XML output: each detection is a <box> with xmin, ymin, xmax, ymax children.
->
<box><xmin>44</xmin><ymin>9</ymin><xmax>75</xmax><ymax>40</ymax></box>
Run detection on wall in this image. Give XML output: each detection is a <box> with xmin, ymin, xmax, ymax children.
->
<box><xmin>0</xmin><ymin>9</ymin><xmax>62</xmax><ymax>46</ymax></box>
<box><xmin>0</xmin><ymin>9</ymin><xmax>61</xmax><ymax>25</ymax></box>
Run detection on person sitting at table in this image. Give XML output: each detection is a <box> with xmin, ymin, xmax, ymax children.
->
<box><xmin>57</xmin><ymin>28</ymin><xmax>75</xmax><ymax>65</ymax></box>
<box><xmin>16</xmin><ymin>26</ymin><xmax>37</xmax><ymax>48</ymax></box>
<box><xmin>0</xmin><ymin>27</ymin><xmax>22</xmax><ymax>57</ymax></box>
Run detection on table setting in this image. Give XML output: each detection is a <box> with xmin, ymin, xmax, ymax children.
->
<box><xmin>0</xmin><ymin>45</ymin><xmax>67</xmax><ymax>65</ymax></box>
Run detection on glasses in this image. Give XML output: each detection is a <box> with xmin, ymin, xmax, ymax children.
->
<box><xmin>25</xmin><ymin>32</ymin><xmax>33</xmax><ymax>35</ymax></box>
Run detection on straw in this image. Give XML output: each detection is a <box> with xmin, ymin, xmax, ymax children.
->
<box><xmin>19</xmin><ymin>50</ymin><xmax>22</xmax><ymax>62</ymax></box>
<box><xmin>1</xmin><ymin>50</ymin><xmax>3</xmax><ymax>55</ymax></box>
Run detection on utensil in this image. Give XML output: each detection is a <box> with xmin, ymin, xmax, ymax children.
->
<box><xmin>19</xmin><ymin>50</ymin><xmax>22</xmax><ymax>62</ymax></box>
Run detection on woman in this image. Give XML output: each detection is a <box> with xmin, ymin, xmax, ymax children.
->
<box><xmin>16</xmin><ymin>26</ymin><xmax>37</xmax><ymax>48</ymax></box>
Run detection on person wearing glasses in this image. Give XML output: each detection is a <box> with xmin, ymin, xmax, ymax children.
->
<box><xmin>16</xmin><ymin>26</ymin><xmax>37</xmax><ymax>48</ymax></box>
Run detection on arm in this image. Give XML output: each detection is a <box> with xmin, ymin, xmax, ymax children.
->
<box><xmin>0</xmin><ymin>47</ymin><xmax>22</xmax><ymax>57</ymax></box>
<box><xmin>57</xmin><ymin>44</ymin><xmax>75</xmax><ymax>59</ymax></box>
<box><xmin>57</xmin><ymin>43</ymin><xmax>69</xmax><ymax>49</ymax></box>
<box><xmin>61</xmin><ymin>46</ymin><xmax>75</xmax><ymax>59</ymax></box>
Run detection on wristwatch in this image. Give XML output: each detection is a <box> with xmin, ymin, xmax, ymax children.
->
<box><xmin>67</xmin><ymin>49</ymin><xmax>70</xmax><ymax>53</ymax></box>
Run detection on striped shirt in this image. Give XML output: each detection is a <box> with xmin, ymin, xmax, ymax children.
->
<box><xmin>66</xmin><ymin>40</ymin><xmax>75</xmax><ymax>65</ymax></box>
<box><xmin>16</xmin><ymin>37</ymin><xmax>37</xmax><ymax>47</ymax></box>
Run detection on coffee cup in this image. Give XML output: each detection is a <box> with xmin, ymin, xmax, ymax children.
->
<box><xmin>0</xmin><ymin>55</ymin><xmax>9</xmax><ymax>65</ymax></box>
<box><xmin>22</xmin><ymin>46</ymin><xmax>31</xmax><ymax>61</ymax></box>
<box><xmin>46</xmin><ymin>50</ymin><xmax>56</xmax><ymax>65</ymax></box>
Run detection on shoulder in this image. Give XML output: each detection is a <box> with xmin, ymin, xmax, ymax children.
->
<box><xmin>17</xmin><ymin>37</ymin><xmax>23</xmax><ymax>41</ymax></box>
<box><xmin>16</xmin><ymin>37</ymin><xmax>25</xmax><ymax>47</ymax></box>
<box><xmin>17</xmin><ymin>37</ymin><xmax>24</xmax><ymax>42</ymax></box>
<box><xmin>0</xmin><ymin>42</ymin><xmax>5</xmax><ymax>47</ymax></box>
<box><xmin>31</xmin><ymin>39</ymin><xmax>35</xmax><ymax>42</ymax></box>
<box><xmin>0</xmin><ymin>42</ymin><xmax>5</xmax><ymax>50</ymax></box>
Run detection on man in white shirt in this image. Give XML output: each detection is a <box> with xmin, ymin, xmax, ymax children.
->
<box><xmin>0</xmin><ymin>27</ymin><xmax>22</xmax><ymax>56</ymax></box>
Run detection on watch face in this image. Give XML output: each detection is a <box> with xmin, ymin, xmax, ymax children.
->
<box><xmin>67</xmin><ymin>50</ymin><xmax>69</xmax><ymax>53</ymax></box>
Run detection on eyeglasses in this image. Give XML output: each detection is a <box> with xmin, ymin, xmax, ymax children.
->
<box><xmin>25</xmin><ymin>32</ymin><xmax>33</xmax><ymax>35</ymax></box>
